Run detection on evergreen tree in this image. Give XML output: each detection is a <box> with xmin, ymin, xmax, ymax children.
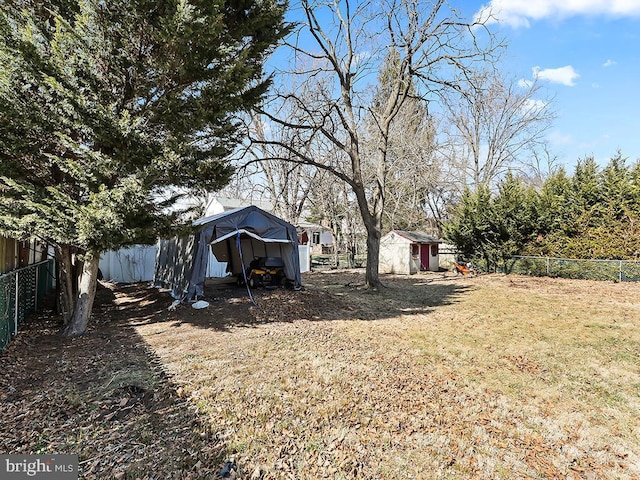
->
<box><xmin>528</xmin><ymin>167</ymin><xmax>573</xmax><ymax>256</ymax></box>
<box><xmin>570</xmin><ymin>157</ymin><xmax>603</xmax><ymax>227</ymax></box>
<box><xmin>444</xmin><ymin>185</ymin><xmax>498</xmax><ymax>270</ymax></box>
<box><xmin>601</xmin><ymin>150</ymin><xmax>633</xmax><ymax>222</ymax></box>
<box><xmin>629</xmin><ymin>160</ymin><xmax>640</xmax><ymax>211</ymax></box>
<box><xmin>446</xmin><ymin>152</ymin><xmax>640</xmax><ymax>265</ymax></box>
<box><xmin>492</xmin><ymin>173</ymin><xmax>536</xmax><ymax>266</ymax></box>
<box><xmin>586</xmin><ymin>152</ymin><xmax>640</xmax><ymax>258</ymax></box>
<box><xmin>529</xmin><ymin>153</ymin><xmax>640</xmax><ymax>260</ymax></box>
<box><xmin>0</xmin><ymin>0</ymin><xmax>289</xmax><ymax>334</ymax></box>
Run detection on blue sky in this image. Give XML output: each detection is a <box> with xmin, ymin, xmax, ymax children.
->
<box><xmin>465</xmin><ymin>0</ymin><xmax>640</xmax><ymax>169</ymax></box>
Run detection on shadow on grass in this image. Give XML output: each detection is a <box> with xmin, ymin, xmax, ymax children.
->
<box><xmin>144</xmin><ymin>270</ymin><xmax>477</xmax><ymax>332</ymax></box>
<box><xmin>0</xmin><ymin>271</ymin><xmax>476</xmax><ymax>478</ymax></box>
<box><xmin>0</xmin><ymin>283</ymin><xmax>233</xmax><ymax>479</ymax></box>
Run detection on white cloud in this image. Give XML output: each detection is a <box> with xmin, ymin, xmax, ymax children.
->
<box><xmin>603</xmin><ymin>59</ymin><xmax>617</xmax><ymax>67</ymax></box>
<box><xmin>523</xmin><ymin>98</ymin><xmax>548</xmax><ymax>113</ymax></box>
<box><xmin>547</xmin><ymin>130</ymin><xmax>574</xmax><ymax>146</ymax></box>
<box><xmin>474</xmin><ymin>1</ymin><xmax>640</xmax><ymax>28</ymax></box>
<box><xmin>533</xmin><ymin>65</ymin><xmax>579</xmax><ymax>86</ymax></box>
<box><xmin>517</xmin><ymin>78</ymin><xmax>533</xmax><ymax>88</ymax></box>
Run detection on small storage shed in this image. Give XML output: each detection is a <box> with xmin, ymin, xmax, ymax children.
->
<box><xmin>154</xmin><ymin>206</ymin><xmax>301</xmax><ymax>300</ymax></box>
<box><xmin>379</xmin><ymin>230</ymin><xmax>441</xmax><ymax>274</ymax></box>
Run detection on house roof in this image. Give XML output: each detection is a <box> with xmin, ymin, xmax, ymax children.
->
<box><xmin>390</xmin><ymin>230</ymin><xmax>441</xmax><ymax>244</ymax></box>
<box><xmin>296</xmin><ymin>220</ymin><xmax>331</xmax><ymax>231</ymax></box>
<box><xmin>216</xmin><ymin>196</ymin><xmax>274</xmax><ymax>212</ymax></box>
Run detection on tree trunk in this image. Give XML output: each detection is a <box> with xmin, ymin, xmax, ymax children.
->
<box><xmin>56</xmin><ymin>245</ymin><xmax>76</xmax><ymax>325</ymax></box>
<box><xmin>333</xmin><ymin>229</ymin><xmax>340</xmax><ymax>267</ymax></box>
<box><xmin>333</xmin><ymin>226</ymin><xmax>343</xmax><ymax>267</ymax></box>
<box><xmin>62</xmin><ymin>252</ymin><xmax>100</xmax><ymax>336</ymax></box>
<box><xmin>363</xmin><ymin>219</ymin><xmax>382</xmax><ymax>289</ymax></box>
<box><xmin>353</xmin><ymin>182</ymin><xmax>384</xmax><ymax>289</ymax></box>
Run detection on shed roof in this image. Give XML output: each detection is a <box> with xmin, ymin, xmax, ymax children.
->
<box><xmin>390</xmin><ymin>230</ymin><xmax>441</xmax><ymax>244</ymax></box>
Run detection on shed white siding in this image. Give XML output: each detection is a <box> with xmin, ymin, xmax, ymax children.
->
<box><xmin>380</xmin><ymin>233</ymin><xmax>412</xmax><ymax>274</ymax></box>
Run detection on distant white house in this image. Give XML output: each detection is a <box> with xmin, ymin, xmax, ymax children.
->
<box><xmin>296</xmin><ymin>221</ymin><xmax>334</xmax><ymax>254</ymax></box>
<box><xmin>379</xmin><ymin>230</ymin><xmax>441</xmax><ymax>274</ymax></box>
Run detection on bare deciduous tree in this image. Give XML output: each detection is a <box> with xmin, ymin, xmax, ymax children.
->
<box><xmin>253</xmin><ymin>0</ymin><xmax>500</xmax><ymax>288</ymax></box>
<box><xmin>248</xmin><ymin>113</ymin><xmax>318</xmax><ymax>225</ymax></box>
<box><xmin>305</xmin><ymin>150</ymin><xmax>365</xmax><ymax>266</ymax></box>
<box><xmin>440</xmin><ymin>70</ymin><xmax>556</xmax><ymax>190</ymax></box>
<box><xmin>376</xmin><ymin>94</ymin><xmax>438</xmax><ymax>232</ymax></box>
<box><xmin>200</xmin><ymin>111</ymin><xmax>318</xmax><ymax>224</ymax></box>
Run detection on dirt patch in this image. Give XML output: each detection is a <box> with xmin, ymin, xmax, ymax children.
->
<box><xmin>2</xmin><ymin>271</ymin><xmax>640</xmax><ymax>479</ymax></box>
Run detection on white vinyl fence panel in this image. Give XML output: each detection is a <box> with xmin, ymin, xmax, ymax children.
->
<box><xmin>102</xmin><ymin>242</ymin><xmax>310</xmax><ymax>283</ymax></box>
<box><xmin>100</xmin><ymin>245</ymin><xmax>157</xmax><ymax>283</ymax></box>
<box><xmin>298</xmin><ymin>245</ymin><xmax>310</xmax><ymax>273</ymax></box>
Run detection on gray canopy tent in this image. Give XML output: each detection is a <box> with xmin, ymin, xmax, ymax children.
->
<box><xmin>154</xmin><ymin>206</ymin><xmax>301</xmax><ymax>300</ymax></box>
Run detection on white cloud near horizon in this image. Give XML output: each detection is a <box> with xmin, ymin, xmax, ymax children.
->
<box><xmin>475</xmin><ymin>1</ymin><xmax>640</xmax><ymax>28</ymax></box>
<box><xmin>533</xmin><ymin>66</ymin><xmax>579</xmax><ymax>86</ymax></box>
<box><xmin>603</xmin><ymin>59</ymin><xmax>617</xmax><ymax>67</ymax></box>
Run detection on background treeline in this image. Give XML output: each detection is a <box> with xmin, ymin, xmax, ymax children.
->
<box><xmin>445</xmin><ymin>152</ymin><xmax>640</xmax><ymax>271</ymax></box>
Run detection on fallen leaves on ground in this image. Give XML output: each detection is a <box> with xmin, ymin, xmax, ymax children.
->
<box><xmin>2</xmin><ymin>272</ymin><xmax>639</xmax><ymax>479</ymax></box>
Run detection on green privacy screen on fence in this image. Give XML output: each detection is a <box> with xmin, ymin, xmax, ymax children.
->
<box><xmin>0</xmin><ymin>259</ymin><xmax>55</xmax><ymax>353</ymax></box>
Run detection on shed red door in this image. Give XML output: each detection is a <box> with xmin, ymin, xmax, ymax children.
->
<box><xmin>420</xmin><ymin>244</ymin><xmax>429</xmax><ymax>271</ymax></box>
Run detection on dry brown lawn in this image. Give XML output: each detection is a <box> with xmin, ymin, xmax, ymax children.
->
<box><xmin>140</xmin><ymin>271</ymin><xmax>640</xmax><ymax>479</ymax></box>
<box><xmin>2</xmin><ymin>270</ymin><xmax>640</xmax><ymax>479</ymax></box>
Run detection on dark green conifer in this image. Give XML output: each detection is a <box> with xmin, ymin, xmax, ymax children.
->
<box><xmin>0</xmin><ymin>0</ymin><xmax>289</xmax><ymax>334</ymax></box>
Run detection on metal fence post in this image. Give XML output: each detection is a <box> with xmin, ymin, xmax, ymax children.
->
<box><xmin>35</xmin><ymin>264</ymin><xmax>39</xmax><ymax>311</ymax></box>
<box><xmin>619</xmin><ymin>260</ymin><xmax>623</xmax><ymax>282</ymax></box>
<box><xmin>546</xmin><ymin>257</ymin><xmax>550</xmax><ymax>276</ymax></box>
<box><xmin>14</xmin><ymin>271</ymin><xmax>18</xmax><ymax>336</ymax></box>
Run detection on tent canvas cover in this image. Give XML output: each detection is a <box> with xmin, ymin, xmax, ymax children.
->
<box><xmin>154</xmin><ymin>206</ymin><xmax>301</xmax><ymax>299</ymax></box>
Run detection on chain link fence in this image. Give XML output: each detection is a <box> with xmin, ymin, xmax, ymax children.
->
<box><xmin>0</xmin><ymin>259</ymin><xmax>55</xmax><ymax>353</ymax></box>
<box><xmin>506</xmin><ymin>255</ymin><xmax>640</xmax><ymax>282</ymax></box>
<box><xmin>310</xmin><ymin>253</ymin><xmax>367</xmax><ymax>269</ymax></box>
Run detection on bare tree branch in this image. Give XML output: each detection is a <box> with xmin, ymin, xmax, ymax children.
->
<box><xmin>247</xmin><ymin>0</ymin><xmax>501</xmax><ymax>287</ymax></box>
